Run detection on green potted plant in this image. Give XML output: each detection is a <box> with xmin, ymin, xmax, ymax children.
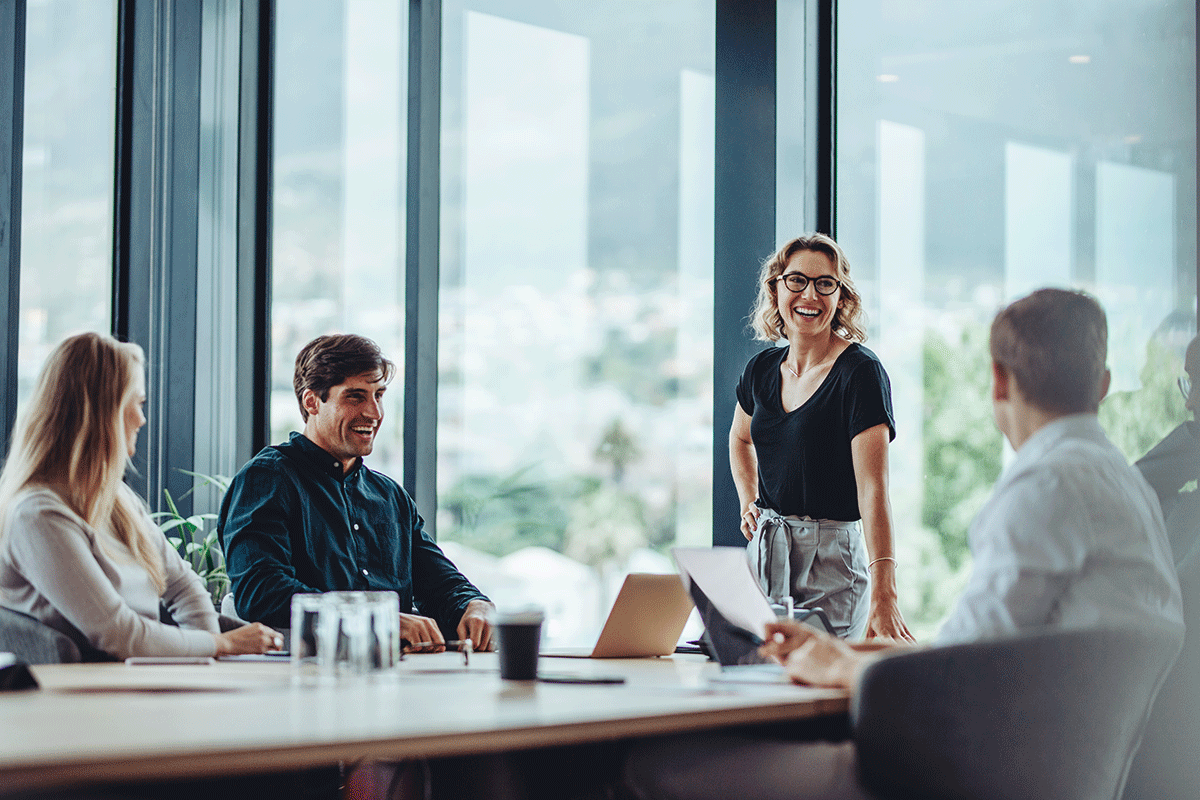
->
<box><xmin>152</xmin><ymin>470</ymin><xmax>231</xmax><ymax>607</ymax></box>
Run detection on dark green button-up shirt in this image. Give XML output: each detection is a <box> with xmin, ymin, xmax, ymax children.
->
<box><xmin>218</xmin><ymin>432</ymin><xmax>487</xmax><ymax>634</ymax></box>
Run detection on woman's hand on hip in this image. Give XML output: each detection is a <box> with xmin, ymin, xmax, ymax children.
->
<box><xmin>740</xmin><ymin>502</ymin><xmax>761</xmax><ymax>541</ymax></box>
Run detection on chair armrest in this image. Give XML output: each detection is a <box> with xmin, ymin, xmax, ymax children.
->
<box><xmin>0</xmin><ymin>606</ymin><xmax>82</xmax><ymax>664</ymax></box>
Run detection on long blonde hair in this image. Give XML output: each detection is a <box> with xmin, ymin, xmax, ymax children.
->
<box><xmin>748</xmin><ymin>233</ymin><xmax>868</xmax><ymax>343</ymax></box>
<box><xmin>0</xmin><ymin>332</ymin><xmax>164</xmax><ymax>592</ymax></box>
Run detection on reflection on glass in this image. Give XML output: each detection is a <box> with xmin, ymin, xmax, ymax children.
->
<box><xmin>836</xmin><ymin>0</ymin><xmax>1196</xmax><ymax>636</ymax></box>
<box><xmin>872</xmin><ymin>119</ymin><xmax>927</xmax><ymax>546</ymax></box>
<box><xmin>1005</xmin><ymin>143</ymin><xmax>1072</xmax><ymax>298</ymax></box>
<box><xmin>270</xmin><ymin>0</ymin><xmax>407</xmax><ymax>476</ymax></box>
<box><xmin>438</xmin><ymin>2</ymin><xmax>714</xmax><ymax>646</ymax></box>
<box><xmin>18</xmin><ymin>0</ymin><xmax>117</xmax><ymax>403</ymax></box>
<box><xmin>1095</xmin><ymin>161</ymin><xmax>1175</xmax><ymax>392</ymax></box>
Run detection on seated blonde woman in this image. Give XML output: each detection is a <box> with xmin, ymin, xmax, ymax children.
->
<box><xmin>0</xmin><ymin>332</ymin><xmax>281</xmax><ymax>659</ymax></box>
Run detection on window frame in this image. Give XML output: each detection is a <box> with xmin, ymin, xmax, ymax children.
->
<box><xmin>0</xmin><ymin>0</ymin><xmax>1195</xmax><ymax>535</ymax></box>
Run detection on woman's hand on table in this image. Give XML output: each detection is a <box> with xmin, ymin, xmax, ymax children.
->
<box><xmin>215</xmin><ymin>622</ymin><xmax>284</xmax><ymax>656</ymax></box>
<box><xmin>865</xmin><ymin>588</ymin><xmax>915</xmax><ymax>643</ymax></box>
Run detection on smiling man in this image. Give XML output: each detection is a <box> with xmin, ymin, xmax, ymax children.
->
<box><xmin>218</xmin><ymin>334</ymin><xmax>494</xmax><ymax>650</ymax></box>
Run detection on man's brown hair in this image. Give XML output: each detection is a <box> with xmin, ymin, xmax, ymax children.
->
<box><xmin>989</xmin><ymin>288</ymin><xmax>1108</xmax><ymax>414</ymax></box>
<box><xmin>293</xmin><ymin>334</ymin><xmax>396</xmax><ymax>421</ymax></box>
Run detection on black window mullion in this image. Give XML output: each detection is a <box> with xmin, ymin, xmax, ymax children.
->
<box><xmin>237</xmin><ymin>0</ymin><xmax>274</xmax><ymax>461</ymax></box>
<box><xmin>0</xmin><ymin>0</ymin><xmax>25</xmax><ymax>459</ymax></box>
<box><xmin>712</xmin><ymin>0</ymin><xmax>778</xmax><ymax>546</ymax></box>
<box><xmin>816</xmin><ymin>0</ymin><xmax>835</xmax><ymax>237</ymax></box>
<box><xmin>111</xmin><ymin>0</ymin><xmax>135</xmax><ymax>343</ymax></box>
<box><xmin>404</xmin><ymin>0</ymin><xmax>442</xmax><ymax>533</ymax></box>
<box><xmin>111</xmin><ymin>0</ymin><xmax>203</xmax><ymax>516</ymax></box>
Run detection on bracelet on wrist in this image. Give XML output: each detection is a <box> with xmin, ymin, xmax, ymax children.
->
<box><xmin>868</xmin><ymin>556</ymin><xmax>897</xmax><ymax>569</ymax></box>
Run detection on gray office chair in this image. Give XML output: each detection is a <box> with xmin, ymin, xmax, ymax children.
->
<box><xmin>0</xmin><ymin>604</ymin><xmax>241</xmax><ymax>666</ymax></box>
<box><xmin>0</xmin><ymin>606</ymin><xmax>82</xmax><ymax>664</ymax></box>
<box><xmin>851</xmin><ymin>626</ymin><xmax>1178</xmax><ymax>800</ymax></box>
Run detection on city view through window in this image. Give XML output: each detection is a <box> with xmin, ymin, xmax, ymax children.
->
<box><xmin>269</xmin><ymin>0</ymin><xmax>1195</xmax><ymax>644</ymax></box>
<box><xmin>7</xmin><ymin>0</ymin><xmax>1197</xmax><ymax>651</ymax></box>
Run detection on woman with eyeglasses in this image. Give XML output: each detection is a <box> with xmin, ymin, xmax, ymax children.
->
<box><xmin>731</xmin><ymin>233</ymin><xmax>912</xmax><ymax>641</ymax></box>
<box><xmin>0</xmin><ymin>332</ymin><xmax>283</xmax><ymax>659</ymax></box>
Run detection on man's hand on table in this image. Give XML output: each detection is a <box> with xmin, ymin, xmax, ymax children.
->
<box><xmin>397</xmin><ymin>601</ymin><xmax>495</xmax><ymax>653</ymax></box>
<box><xmin>457</xmin><ymin>599</ymin><xmax>495</xmax><ymax>652</ymax></box>
<box><xmin>759</xmin><ymin>619</ymin><xmax>904</xmax><ymax>689</ymax></box>
<box><xmin>400</xmin><ymin>613</ymin><xmax>446</xmax><ymax>652</ymax></box>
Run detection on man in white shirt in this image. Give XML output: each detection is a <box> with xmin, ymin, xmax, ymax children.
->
<box><xmin>624</xmin><ymin>288</ymin><xmax>1183</xmax><ymax>800</ymax></box>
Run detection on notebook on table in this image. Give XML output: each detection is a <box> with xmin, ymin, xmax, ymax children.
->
<box><xmin>540</xmin><ymin>573</ymin><xmax>694</xmax><ymax>659</ymax></box>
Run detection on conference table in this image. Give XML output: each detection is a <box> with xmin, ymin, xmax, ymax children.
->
<box><xmin>0</xmin><ymin>652</ymin><xmax>849</xmax><ymax>795</ymax></box>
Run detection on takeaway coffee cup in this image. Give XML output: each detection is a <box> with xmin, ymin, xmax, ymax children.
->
<box><xmin>496</xmin><ymin>608</ymin><xmax>544</xmax><ymax>681</ymax></box>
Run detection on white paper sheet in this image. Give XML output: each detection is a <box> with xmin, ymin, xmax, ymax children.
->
<box><xmin>671</xmin><ymin>547</ymin><xmax>778</xmax><ymax>637</ymax></box>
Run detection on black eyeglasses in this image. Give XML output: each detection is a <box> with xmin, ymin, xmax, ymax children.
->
<box><xmin>1181</xmin><ymin>375</ymin><xmax>1192</xmax><ymax>402</ymax></box>
<box><xmin>770</xmin><ymin>272</ymin><xmax>841</xmax><ymax>296</ymax></box>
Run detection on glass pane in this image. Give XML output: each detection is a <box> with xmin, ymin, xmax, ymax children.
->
<box><xmin>438</xmin><ymin>2</ymin><xmax>715</xmax><ymax>647</ymax></box>
<box><xmin>270</xmin><ymin>0</ymin><xmax>408</xmax><ymax>477</ymax></box>
<box><xmin>835</xmin><ymin>0</ymin><xmax>1197</xmax><ymax>636</ymax></box>
<box><xmin>18</xmin><ymin>0</ymin><xmax>117</xmax><ymax>402</ymax></box>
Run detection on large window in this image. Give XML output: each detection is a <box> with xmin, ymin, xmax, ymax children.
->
<box><xmin>836</xmin><ymin>0</ymin><xmax>1197</xmax><ymax>635</ymax></box>
<box><xmin>436</xmin><ymin>2</ymin><xmax>715</xmax><ymax>646</ymax></box>
<box><xmin>270</xmin><ymin>0</ymin><xmax>408</xmax><ymax>475</ymax></box>
<box><xmin>18</xmin><ymin>0</ymin><xmax>117</xmax><ymax>403</ymax></box>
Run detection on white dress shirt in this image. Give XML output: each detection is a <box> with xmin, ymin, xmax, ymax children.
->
<box><xmin>0</xmin><ymin>485</ymin><xmax>220</xmax><ymax>658</ymax></box>
<box><xmin>938</xmin><ymin>414</ymin><xmax>1183</xmax><ymax>645</ymax></box>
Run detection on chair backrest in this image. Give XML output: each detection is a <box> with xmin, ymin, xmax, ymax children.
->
<box><xmin>220</xmin><ymin>592</ymin><xmax>248</xmax><ymax>627</ymax></box>
<box><xmin>852</xmin><ymin>626</ymin><xmax>1179</xmax><ymax>800</ymax></box>
<box><xmin>0</xmin><ymin>606</ymin><xmax>82</xmax><ymax>664</ymax></box>
<box><xmin>1123</xmin><ymin>534</ymin><xmax>1200</xmax><ymax>800</ymax></box>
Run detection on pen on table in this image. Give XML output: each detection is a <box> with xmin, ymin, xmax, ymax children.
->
<box><xmin>404</xmin><ymin>639</ymin><xmax>473</xmax><ymax>649</ymax></box>
<box><xmin>403</xmin><ymin>639</ymin><xmax>474</xmax><ymax>664</ymax></box>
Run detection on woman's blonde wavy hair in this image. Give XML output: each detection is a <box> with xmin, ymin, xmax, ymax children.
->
<box><xmin>748</xmin><ymin>233</ymin><xmax>867</xmax><ymax>343</ymax></box>
<box><xmin>0</xmin><ymin>332</ymin><xmax>164</xmax><ymax>592</ymax></box>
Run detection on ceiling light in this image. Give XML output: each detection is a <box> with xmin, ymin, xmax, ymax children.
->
<box><xmin>877</xmin><ymin>74</ymin><xmax>900</xmax><ymax>83</ymax></box>
<box><xmin>1068</xmin><ymin>55</ymin><xmax>1091</xmax><ymax>64</ymax></box>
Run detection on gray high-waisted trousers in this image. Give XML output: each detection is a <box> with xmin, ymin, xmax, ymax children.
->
<box><xmin>747</xmin><ymin>507</ymin><xmax>869</xmax><ymax>639</ymax></box>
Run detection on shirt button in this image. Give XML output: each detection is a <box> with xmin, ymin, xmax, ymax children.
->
<box><xmin>362</xmin><ymin>569</ymin><xmax>369</xmax><ymax>577</ymax></box>
<box><xmin>353</xmin><ymin>523</ymin><xmax>360</xmax><ymax>531</ymax></box>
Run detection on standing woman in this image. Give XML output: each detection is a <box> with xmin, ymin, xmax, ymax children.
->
<box><xmin>732</xmin><ymin>234</ymin><xmax>912</xmax><ymax>641</ymax></box>
<box><xmin>0</xmin><ymin>332</ymin><xmax>281</xmax><ymax>659</ymax></box>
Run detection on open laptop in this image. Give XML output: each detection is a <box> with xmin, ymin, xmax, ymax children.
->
<box><xmin>540</xmin><ymin>573</ymin><xmax>694</xmax><ymax>659</ymax></box>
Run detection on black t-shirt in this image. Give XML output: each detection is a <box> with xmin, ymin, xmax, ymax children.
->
<box><xmin>735</xmin><ymin>343</ymin><xmax>896</xmax><ymax>521</ymax></box>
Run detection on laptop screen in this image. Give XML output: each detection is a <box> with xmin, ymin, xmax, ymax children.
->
<box><xmin>685</xmin><ymin>579</ymin><xmax>773</xmax><ymax>667</ymax></box>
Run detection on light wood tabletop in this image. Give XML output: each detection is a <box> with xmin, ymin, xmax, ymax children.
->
<box><xmin>0</xmin><ymin>652</ymin><xmax>848</xmax><ymax>793</ymax></box>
